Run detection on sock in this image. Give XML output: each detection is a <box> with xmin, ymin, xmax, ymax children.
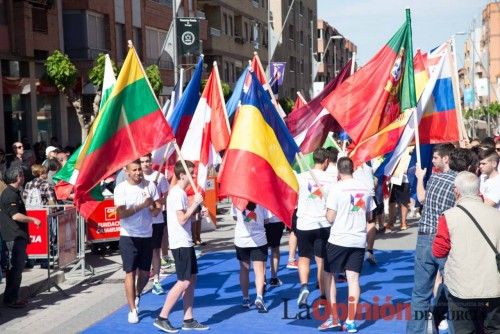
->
<box><xmin>288</xmin><ymin>257</ymin><xmax>295</xmax><ymax>262</ymax></box>
<box><xmin>256</xmin><ymin>294</ymin><xmax>263</xmax><ymax>300</ymax></box>
<box><xmin>184</xmin><ymin>318</ymin><xmax>193</xmax><ymax>323</ymax></box>
<box><xmin>345</xmin><ymin>319</ymin><xmax>354</xmax><ymax>324</ymax></box>
<box><xmin>301</xmin><ymin>283</ymin><xmax>308</xmax><ymax>289</ymax></box>
<box><xmin>154</xmin><ymin>278</ymin><xmax>159</xmax><ymax>284</ymax></box>
<box><xmin>158</xmin><ymin>316</ymin><xmax>168</xmax><ymax>321</ymax></box>
<box><xmin>243</xmin><ymin>295</ymin><xmax>249</xmax><ymax>300</ymax></box>
<box><xmin>367</xmin><ymin>249</ymin><xmax>374</xmax><ymax>254</ymax></box>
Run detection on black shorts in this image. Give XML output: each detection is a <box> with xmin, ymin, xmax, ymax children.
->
<box><xmin>286</xmin><ymin>209</ymin><xmax>298</xmax><ymax>233</ymax></box>
<box><xmin>152</xmin><ymin>223</ymin><xmax>166</xmax><ymax>249</ymax></box>
<box><xmin>372</xmin><ymin>196</ymin><xmax>384</xmax><ymax>216</ymax></box>
<box><xmin>235</xmin><ymin>244</ymin><xmax>268</xmax><ymax>262</ymax></box>
<box><xmin>296</xmin><ymin>227</ymin><xmax>330</xmax><ymax>259</ymax></box>
<box><xmin>119</xmin><ymin>236</ymin><xmax>153</xmax><ymax>273</ymax></box>
<box><xmin>389</xmin><ymin>183</ymin><xmax>411</xmax><ymax>205</ymax></box>
<box><xmin>172</xmin><ymin>247</ymin><xmax>198</xmax><ymax>280</ymax></box>
<box><xmin>325</xmin><ymin>243</ymin><xmax>365</xmax><ymax>274</ymax></box>
<box><xmin>265</xmin><ymin>222</ymin><xmax>285</xmax><ymax>247</ymax></box>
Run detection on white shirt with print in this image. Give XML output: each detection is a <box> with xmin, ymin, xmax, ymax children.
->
<box><xmin>326</xmin><ymin>178</ymin><xmax>374</xmax><ymax>248</ymax></box>
<box><xmin>232</xmin><ymin>204</ymin><xmax>267</xmax><ymax>248</ymax></box>
<box><xmin>296</xmin><ymin>170</ymin><xmax>336</xmax><ymax>231</ymax></box>
<box><xmin>114</xmin><ymin>180</ymin><xmax>159</xmax><ymax>238</ymax></box>
<box><xmin>481</xmin><ymin>174</ymin><xmax>500</xmax><ymax>210</ymax></box>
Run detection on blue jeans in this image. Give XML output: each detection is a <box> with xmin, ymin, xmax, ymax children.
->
<box><xmin>407</xmin><ymin>234</ymin><xmax>448</xmax><ymax>334</ymax></box>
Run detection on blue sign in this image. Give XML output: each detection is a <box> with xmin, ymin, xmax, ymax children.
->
<box><xmin>463</xmin><ymin>88</ymin><xmax>474</xmax><ymax>105</ymax></box>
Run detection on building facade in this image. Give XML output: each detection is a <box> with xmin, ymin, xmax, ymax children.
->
<box><xmin>481</xmin><ymin>2</ymin><xmax>500</xmax><ymax>104</ymax></box>
<box><xmin>316</xmin><ymin>19</ymin><xmax>356</xmax><ymax>84</ymax></box>
<box><xmin>0</xmin><ymin>0</ymin><xmax>206</xmax><ymax>150</ymax></box>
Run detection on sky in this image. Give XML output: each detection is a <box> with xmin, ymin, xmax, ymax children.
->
<box><xmin>317</xmin><ymin>0</ymin><xmax>493</xmax><ymax>67</ymax></box>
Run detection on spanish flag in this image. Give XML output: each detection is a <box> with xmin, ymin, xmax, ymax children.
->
<box><xmin>218</xmin><ymin>72</ymin><xmax>299</xmax><ymax>227</ymax></box>
<box><xmin>73</xmin><ymin>46</ymin><xmax>174</xmax><ymax>217</ymax></box>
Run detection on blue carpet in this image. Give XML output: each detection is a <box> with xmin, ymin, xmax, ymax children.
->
<box><xmin>83</xmin><ymin>250</ymin><xmax>416</xmax><ymax>333</ymax></box>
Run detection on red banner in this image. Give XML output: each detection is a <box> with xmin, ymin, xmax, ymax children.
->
<box><xmin>86</xmin><ymin>199</ymin><xmax>120</xmax><ymax>242</ymax></box>
<box><xmin>26</xmin><ymin>209</ymin><xmax>49</xmax><ymax>258</ymax></box>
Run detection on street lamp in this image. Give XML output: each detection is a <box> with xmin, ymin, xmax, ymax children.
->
<box><xmin>321</xmin><ymin>35</ymin><xmax>343</xmax><ymax>80</ymax></box>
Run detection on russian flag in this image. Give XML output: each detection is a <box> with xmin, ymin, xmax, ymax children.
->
<box><xmin>168</xmin><ymin>55</ymin><xmax>204</xmax><ymax>146</ymax></box>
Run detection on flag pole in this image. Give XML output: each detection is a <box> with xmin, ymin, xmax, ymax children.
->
<box><xmin>448</xmin><ymin>37</ymin><xmax>468</xmax><ymax>147</ymax></box>
<box><xmin>213</xmin><ymin>61</ymin><xmax>231</xmax><ymax>133</ymax></box>
<box><xmin>350</xmin><ymin>52</ymin><xmax>356</xmax><ymax>75</ymax></box>
<box><xmin>406</xmin><ymin>8</ymin><xmax>421</xmax><ymax>168</ymax></box>
<box><xmin>296</xmin><ymin>91</ymin><xmax>307</xmax><ymax>105</ymax></box>
<box><xmin>173</xmin><ymin>140</ymin><xmax>200</xmax><ymax>196</ymax></box>
<box><xmin>154</xmin><ymin>141</ymin><xmax>173</xmax><ymax>183</ymax></box>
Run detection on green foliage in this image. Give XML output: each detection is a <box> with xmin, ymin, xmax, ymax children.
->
<box><xmin>145</xmin><ymin>64</ymin><xmax>163</xmax><ymax>97</ymax></box>
<box><xmin>279</xmin><ymin>97</ymin><xmax>295</xmax><ymax>115</ymax></box>
<box><xmin>464</xmin><ymin>102</ymin><xmax>500</xmax><ymax>119</ymax></box>
<box><xmin>88</xmin><ymin>54</ymin><xmax>118</xmax><ymax>88</ymax></box>
<box><xmin>44</xmin><ymin>50</ymin><xmax>78</xmax><ymax>93</ymax></box>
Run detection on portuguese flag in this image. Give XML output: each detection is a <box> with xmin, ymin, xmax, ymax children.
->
<box><xmin>71</xmin><ymin>47</ymin><xmax>174</xmax><ymax>218</ymax></box>
<box><xmin>321</xmin><ymin>9</ymin><xmax>416</xmax><ymax>147</ymax></box>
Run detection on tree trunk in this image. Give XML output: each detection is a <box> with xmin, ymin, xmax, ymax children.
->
<box><xmin>67</xmin><ymin>89</ymin><xmax>86</xmax><ymax>142</ymax></box>
<box><xmin>93</xmin><ymin>90</ymin><xmax>102</xmax><ymax>119</ymax></box>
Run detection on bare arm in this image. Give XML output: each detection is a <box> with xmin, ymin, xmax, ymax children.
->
<box><xmin>12</xmin><ymin>213</ymin><xmax>41</xmax><ymax>226</ymax></box>
<box><xmin>326</xmin><ymin>209</ymin><xmax>337</xmax><ymax>224</ymax></box>
<box><xmin>116</xmin><ymin>197</ymin><xmax>154</xmax><ymax>219</ymax></box>
<box><xmin>416</xmin><ymin>166</ymin><xmax>427</xmax><ymax>203</ymax></box>
<box><xmin>176</xmin><ymin>193</ymin><xmax>203</xmax><ymax>225</ymax></box>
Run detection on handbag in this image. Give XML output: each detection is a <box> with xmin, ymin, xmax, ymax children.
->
<box><xmin>456</xmin><ymin>205</ymin><xmax>500</xmax><ymax>273</ymax></box>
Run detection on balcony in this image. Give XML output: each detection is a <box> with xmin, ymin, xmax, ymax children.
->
<box><xmin>210</xmin><ymin>27</ymin><xmax>221</xmax><ymax>37</ymax></box>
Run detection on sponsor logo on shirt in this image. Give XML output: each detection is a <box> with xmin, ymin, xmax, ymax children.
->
<box><xmin>243</xmin><ymin>210</ymin><xmax>257</xmax><ymax>223</ymax></box>
<box><xmin>307</xmin><ymin>182</ymin><xmax>323</xmax><ymax>199</ymax></box>
<box><xmin>350</xmin><ymin>193</ymin><xmax>366</xmax><ymax>212</ymax></box>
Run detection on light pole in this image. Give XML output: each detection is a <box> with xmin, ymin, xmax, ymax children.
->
<box><xmin>321</xmin><ymin>35</ymin><xmax>343</xmax><ymax>81</ymax></box>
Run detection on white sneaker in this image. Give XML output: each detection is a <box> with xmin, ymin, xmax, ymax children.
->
<box><xmin>438</xmin><ymin>319</ymin><xmax>448</xmax><ymax>331</ymax></box>
<box><xmin>128</xmin><ymin>308</ymin><xmax>139</xmax><ymax>324</ymax></box>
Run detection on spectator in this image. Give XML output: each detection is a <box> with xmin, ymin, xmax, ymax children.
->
<box><xmin>22</xmin><ymin>164</ymin><xmax>57</xmax><ymax>208</ymax></box>
<box><xmin>478</xmin><ymin>148</ymin><xmax>499</xmax><ymax>209</ymax></box>
<box><xmin>42</xmin><ymin>146</ymin><xmax>58</xmax><ymax>168</ymax></box>
<box><xmin>433</xmin><ymin>171</ymin><xmax>500</xmax><ymax>333</ymax></box>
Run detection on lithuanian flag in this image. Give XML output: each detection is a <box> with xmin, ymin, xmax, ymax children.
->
<box><xmin>73</xmin><ymin>46</ymin><xmax>174</xmax><ymax>217</ymax></box>
<box><xmin>218</xmin><ymin>71</ymin><xmax>299</xmax><ymax>227</ymax></box>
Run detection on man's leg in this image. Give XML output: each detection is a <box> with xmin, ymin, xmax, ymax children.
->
<box><xmin>159</xmin><ymin>279</ymin><xmax>191</xmax><ymax>319</ymax></box>
<box><xmin>366</xmin><ymin>221</ymin><xmax>377</xmax><ymax>264</ymax></box>
<box><xmin>484</xmin><ymin>297</ymin><xmax>500</xmax><ymax>333</ymax></box>
<box><xmin>345</xmin><ymin>270</ymin><xmax>360</xmax><ymax>321</ymax></box>
<box><xmin>3</xmin><ymin>239</ymin><xmax>27</xmax><ymax>304</ymax></box>
<box><xmin>252</xmin><ymin>260</ymin><xmax>266</xmax><ymax>297</ymax></box>
<box><xmin>239</xmin><ymin>260</ymin><xmax>250</xmax><ymax>298</ymax></box>
<box><xmin>270</xmin><ymin>246</ymin><xmax>280</xmax><ymax>279</ymax></box>
<box><xmin>287</xmin><ymin>231</ymin><xmax>298</xmax><ymax>267</ymax></box>
<box><xmin>407</xmin><ymin>235</ymin><xmax>440</xmax><ymax>334</ymax></box>
<box><xmin>182</xmin><ymin>275</ymin><xmax>196</xmax><ymax>320</ymax></box>
<box><xmin>124</xmin><ymin>271</ymin><xmax>137</xmax><ymax>311</ymax></box>
<box><xmin>400</xmin><ymin>203</ymin><xmax>409</xmax><ymax>229</ymax></box>
<box><xmin>152</xmin><ymin>248</ymin><xmax>161</xmax><ymax>282</ymax></box>
<box><xmin>136</xmin><ymin>269</ymin><xmax>150</xmax><ymax>297</ymax></box>
<box><xmin>447</xmin><ymin>294</ymin><xmax>476</xmax><ymax>334</ymax></box>
<box><xmin>314</xmin><ymin>255</ymin><xmax>324</xmax><ymax>295</ymax></box>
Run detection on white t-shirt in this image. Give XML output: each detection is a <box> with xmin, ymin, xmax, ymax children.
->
<box><xmin>481</xmin><ymin>174</ymin><xmax>500</xmax><ymax>209</ymax></box>
<box><xmin>143</xmin><ymin>171</ymin><xmax>169</xmax><ymax>224</ymax></box>
<box><xmin>166</xmin><ymin>185</ymin><xmax>193</xmax><ymax>249</ymax></box>
<box><xmin>267</xmin><ymin>210</ymin><xmax>282</xmax><ymax>224</ymax></box>
<box><xmin>114</xmin><ymin>180</ymin><xmax>159</xmax><ymax>238</ymax></box>
<box><xmin>326</xmin><ymin>178</ymin><xmax>374</xmax><ymax>248</ymax></box>
<box><xmin>296</xmin><ymin>170</ymin><xmax>335</xmax><ymax>231</ymax></box>
<box><xmin>353</xmin><ymin>163</ymin><xmax>375</xmax><ymax>196</ymax></box>
<box><xmin>232</xmin><ymin>204</ymin><xmax>268</xmax><ymax>248</ymax></box>
<box><xmin>325</xmin><ymin>164</ymin><xmax>338</xmax><ymax>182</ymax></box>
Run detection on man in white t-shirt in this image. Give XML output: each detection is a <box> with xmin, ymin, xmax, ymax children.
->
<box><xmin>478</xmin><ymin>148</ymin><xmax>500</xmax><ymax>209</ymax></box>
<box><xmin>295</xmin><ymin>148</ymin><xmax>335</xmax><ymax>307</ymax></box>
<box><xmin>139</xmin><ymin>154</ymin><xmax>169</xmax><ymax>295</ymax></box>
<box><xmin>319</xmin><ymin>157</ymin><xmax>373</xmax><ymax>332</ymax></box>
<box><xmin>232</xmin><ymin>202</ymin><xmax>269</xmax><ymax>312</ymax></box>
<box><xmin>114</xmin><ymin>160</ymin><xmax>161</xmax><ymax>324</ymax></box>
<box><xmin>154</xmin><ymin>160</ymin><xmax>208</xmax><ymax>332</ymax></box>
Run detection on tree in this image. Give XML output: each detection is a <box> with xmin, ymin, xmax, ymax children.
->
<box><xmin>44</xmin><ymin>50</ymin><xmax>87</xmax><ymax>137</ymax></box>
<box><xmin>88</xmin><ymin>53</ymin><xmax>118</xmax><ymax>119</ymax></box>
<box><xmin>279</xmin><ymin>97</ymin><xmax>295</xmax><ymax>115</ymax></box>
<box><xmin>145</xmin><ymin>64</ymin><xmax>163</xmax><ymax>97</ymax></box>
<box><xmin>200</xmin><ymin>78</ymin><xmax>232</xmax><ymax>100</ymax></box>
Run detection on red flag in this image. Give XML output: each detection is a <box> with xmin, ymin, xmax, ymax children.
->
<box><xmin>181</xmin><ymin>63</ymin><xmax>231</xmax><ymax>190</ymax></box>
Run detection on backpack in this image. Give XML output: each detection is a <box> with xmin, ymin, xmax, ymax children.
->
<box><xmin>25</xmin><ymin>187</ymin><xmax>43</xmax><ymax>208</ymax></box>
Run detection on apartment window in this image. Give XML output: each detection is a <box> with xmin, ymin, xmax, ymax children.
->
<box><xmin>300</xmin><ymin>59</ymin><xmax>304</xmax><ymax>73</ymax></box>
<box><xmin>115</xmin><ymin>23</ymin><xmax>126</xmax><ymax>62</ymax></box>
<box><xmin>244</xmin><ymin>22</ymin><xmax>249</xmax><ymax>41</ymax></box>
<box><xmin>145</xmin><ymin>26</ymin><xmax>167</xmax><ymax>64</ymax></box>
<box><xmin>231</xmin><ymin>63</ymin><xmax>235</xmax><ymax>83</ymax></box>
<box><xmin>32</xmin><ymin>7</ymin><xmax>48</xmax><ymax>33</ymax></box>
<box><xmin>229</xmin><ymin>16</ymin><xmax>233</xmax><ymax>36</ymax></box>
<box><xmin>223</xmin><ymin>13</ymin><xmax>228</xmax><ymax>35</ymax></box>
<box><xmin>317</xmin><ymin>28</ymin><xmax>321</xmax><ymax>39</ymax></box>
<box><xmin>289</xmin><ymin>56</ymin><xmax>295</xmax><ymax>72</ymax></box>
<box><xmin>87</xmin><ymin>12</ymin><xmax>106</xmax><ymax>52</ymax></box>
<box><xmin>299</xmin><ymin>31</ymin><xmax>304</xmax><ymax>45</ymax></box>
<box><xmin>288</xmin><ymin>24</ymin><xmax>294</xmax><ymax>40</ymax></box>
<box><xmin>133</xmin><ymin>27</ymin><xmax>142</xmax><ymax>58</ymax></box>
<box><xmin>299</xmin><ymin>1</ymin><xmax>304</xmax><ymax>16</ymax></box>
<box><xmin>224</xmin><ymin>62</ymin><xmax>230</xmax><ymax>82</ymax></box>
<box><xmin>0</xmin><ymin>0</ymin><xmax>7</xmax><ymax>25</ymax></box>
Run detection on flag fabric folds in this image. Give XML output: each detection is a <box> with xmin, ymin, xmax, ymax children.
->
<box><xmin>218</xmin><ymin>71</ymin><xmax>299</xmax><ymax>227</ymax></box>
<box><xmin>168</xmin><ymin>56</ymin><xmax>204</xmax><ymax>146</ymax></box>
<box><xmin>225</xmin><ymin>66</ymin><xmax>250</xmax><ymax>120</ymax></box>
<box><xmin>321</xmin><ymin>12</ymin><xmax>416</xmax><ymax>146</ymax></box>
<box><xmin>291</xmin><ymin>93</ymin><xmax>307</xmax><ymax>113</ymax></box>
<box><xmin>181</xmin><ymin>62</ymin><xmax>231</xmax><ymax>190</ymax></box>
<box><xmin>286</xmin><ymin>59</ymin><xmax>351</xmax><ymax>154</ymax></box>
<box><xmin>54</xmin><ymin>54</ymin><xmax>117</xmax><ymax>200</ymax></box>
<box><xmin>72</xmin><ymin>47</ymin><xmax>174</xmax><ymax>218</ymax></box>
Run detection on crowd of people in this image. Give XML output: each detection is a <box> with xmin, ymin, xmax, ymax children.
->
<box><xmin>0</xmin><ymin>135</ymin><xmax>499</xmax><ymax>333</ymax></box>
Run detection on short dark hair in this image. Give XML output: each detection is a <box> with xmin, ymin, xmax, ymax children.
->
<box><xmin>449</xmin><ymin>148</ymin><xmax>473</xmax><ymax>172</ymax></box>
<box><xmin>337</xmin><ymin>157</ymin><xmax>354</xmax><ymax>175</ymax></box>
<box><xmin>312</xmin><ymin>148</ymin><xmax>328</xmax><ymax>164</ymax></box>
<box><xmin>125</xmin><ymin>159</ymin><xmax>141</xmax><ymax>170</ymax></box>
<box><xmin>480</xmin><ymin>137</ymin><xmax>495</xmax><ymax>148</ymax></box>
<box><xmin>4</xmin><ymin>167</ymin><xmax>23</xmax><ymax>184</ymax></box>
<box><xmin>141</xmin><ymin>153</ymin><xmax>152</xmax><ymax>159</ymax></box>
<box><xmin>433</xmin><ymin>143</ymin><xmax>455</xmax><ymax>158</ymax></box>
<box><xmin>478</xmin><ymin>147</ymin><xmax>499</xmax><ymax>164</ymax></box>
<box><xmin>326</xmin><ymin>147</ymin><xmax>339</xmax><ymax>163</ymax></box>
<box><xmin>174</xmin><ymin>160</ymin><xmax>195</xmax><ymax>179</ymax></box>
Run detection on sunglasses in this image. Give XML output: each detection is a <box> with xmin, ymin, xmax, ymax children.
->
<box><xmin>16</xmin><ymin>145</ymin><xmax>23</xmax><ymax>149</ymax></box>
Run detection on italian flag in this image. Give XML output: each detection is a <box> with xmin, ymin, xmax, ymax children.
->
<box><xmin>59</xmin><ymin>47</ymin><xmax>174</xmax><ymax>218</ymax></box>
